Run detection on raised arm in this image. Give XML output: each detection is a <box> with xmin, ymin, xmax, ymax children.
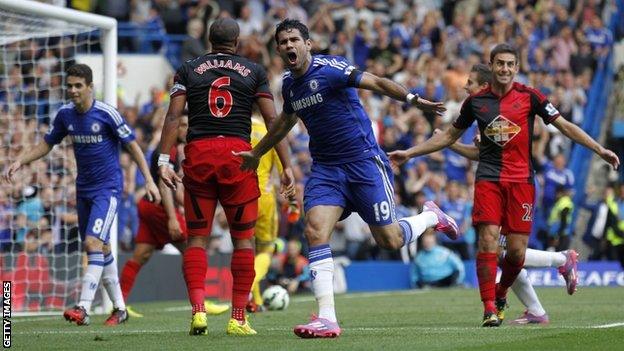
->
<box><xmin>357</xmin><ymin>72</ymin><xmax>446</xmax><ymax>115</ymax></box>
<box><xmin>234</xmin><ymin>111</ymin><xmax>299</xmax><ymax>172</ymax></box>
<box><xmin>551</xmin><ymin>116</ymin><xmax>620</xmax><ymax>169</ymax></box>
<box><xmin>157</xmin><ymin>94</ymin><xmax>186</xmax><ymax>188</ymax></box>
<box><xmin>433</xmin><ymin>128</ymin><xmax>479</xmax><ymax>161</ymax></box>
<box><xmin>256</xmin><ymin>96</ymin><xmax>296</xmax><ymax>197</ymax></box>
<box><xmin>3</xmin><ymin>141</ymin><xmax>53</xmax><ymax>183</ymax></box>
<box><xmin>125</xmin><ymin>140</ymin><xmax>161</xmax><ymax>203</ymax></box>
<box><xmin>388</xmin><ymin>126</ymin><xmax>465</xmax><ymax>168</ymax></box>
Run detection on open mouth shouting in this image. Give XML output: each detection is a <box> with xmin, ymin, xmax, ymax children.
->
<box><xmin>286</xmin><ymin>51</ymin><xmax>298</xmax><ymax>66</ymax></box>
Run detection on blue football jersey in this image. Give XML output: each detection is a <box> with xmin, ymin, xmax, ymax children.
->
<box><xmin>282</xmin><ymin>55</ymin><xmax>380</xmax><ymax>164</ymax></box>
<box><xmin>44</xmin><ymin>100</ymin><xmax>135</xmax><ymax>193</ymax></box>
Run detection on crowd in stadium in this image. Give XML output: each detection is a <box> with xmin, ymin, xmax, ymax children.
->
<box><xmin>2</xmin><ymin>0</ymin><xmax>624</xmax><ymax>293</ymax></box>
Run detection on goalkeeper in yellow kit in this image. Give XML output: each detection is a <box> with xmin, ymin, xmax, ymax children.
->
<box><xmin>246</xmin><ymin>116</ymin><xmax>300</xmax><ymax>313</ymax></box>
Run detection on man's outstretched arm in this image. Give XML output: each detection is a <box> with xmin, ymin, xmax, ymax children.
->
<box><xmin>3</xmin><ymin>141</ymin><xmax>52</xmax><ymax>183</ymax></box>
<box><xmin>256</xmin><ymin>96</ymin><xmax>296</xmax><ymax>197</ymax></box>
<box><xmin>551</xmin><ymin>116</ymin><xmax>620</xmax><ymax>169</ymax></box>
<box><xmin>357</xmin><ymin>72</ymin><xmax>446</xmax><ymax>115</ymax></box>
<box><xmin>235</xmin><ymin>111</ymin><xmax>299</xmax><ymax>171</ymax></box>
<box><xmin>388</xmin><ymin>126</ymin><xmax>465</xmax><ymax>168</ymax></box>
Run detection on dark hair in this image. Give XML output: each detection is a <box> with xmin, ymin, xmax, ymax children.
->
<box><xmin>274</xmin><ymin>19</ymin><xmax>310</xmax><ymax>44</ymax></box>
<box><xmin>471</xmin><ymin>63</ymin><xmax>492</xmax><ymax>85</ymax></box>
<box><xmin>209</xmin><ymin>18</ymin><xmax>240</xmax><ymax>46</ymax></box>
<box><xmin>489</xmin><ymin>43</ymin><xmax>519</xmax><ymax>64</ymax></box>
<box><xmin>66</xmin><ymin>64</ymin><xmax>92</xmax><ymax>85</ymax></box>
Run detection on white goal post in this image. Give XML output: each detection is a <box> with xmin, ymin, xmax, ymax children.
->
<box><xmin>0</xmin><ymin>0</ymin><xmax>118</xmax><ymax>316</ymax></box>
<box><xmin>0</xmin><ymin>0</ymin><xmax>117</xmax><ymax>106</ymax></box>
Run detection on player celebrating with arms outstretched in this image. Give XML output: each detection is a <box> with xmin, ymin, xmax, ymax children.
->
<box><xmin>3</xmin><ymin>64</ymin><xmax>161</xmax><ymax>326</ymax></box>
<box><xmin>158</xmin><ymin>18</ymin><xmax>295</xmax><ymax>336</ymax></box>
<box><xmin>389</xmin><ymin>44</ymin><xmax>619</xmax><ymax>326</ymax></box>
<box><xmin>236</xmin><ymin>19</ymin><xmax>460</xmax><ymax>338</ymax></box>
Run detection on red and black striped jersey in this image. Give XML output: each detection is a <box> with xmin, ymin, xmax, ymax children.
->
<box><xmin>453</xmin><ymin>82</ymin><xmax>560</xmax><ymax>183</ymax></box>
<box><xmin>171</xmin><ymin>53</ymin><xmax>273</xmax><ymax>142</ymax></box>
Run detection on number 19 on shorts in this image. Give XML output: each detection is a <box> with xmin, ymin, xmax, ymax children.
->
<box><xmin>373</xmin><ymin>201</ymin><xmax>390</xmax><ymax>222</ymax></box>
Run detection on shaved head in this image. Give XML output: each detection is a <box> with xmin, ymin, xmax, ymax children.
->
<box><xmin>209</xmin><ymin>18</ymin><xmax>240</xmax><ymax>47</ymax></box>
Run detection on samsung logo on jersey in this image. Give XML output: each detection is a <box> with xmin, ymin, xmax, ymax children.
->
<box><xmin>72</xmin><ymin>134</ymin><xmax>103</xmax><ymax>144</ymax></box>
<box><xmin>291</xmin><ymin>93</ymin><xmax>323</xmax><ymax>112</ymax></box>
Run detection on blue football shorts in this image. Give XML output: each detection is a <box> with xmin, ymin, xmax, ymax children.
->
<box><xmin>76</xmin><ymin>190</ymin><xmax>120</xmax><ymax>244</ymax></box>
<box><xmin>304</xmin><ymin>155</ymin><xmax>397</xmax><ymax>226</ymax></box>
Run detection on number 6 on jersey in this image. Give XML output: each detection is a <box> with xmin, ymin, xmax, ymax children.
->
<box><xmin>209</xmin><ymin>76</ymin><xmax>233</xmax><ymax>118</ymax></box>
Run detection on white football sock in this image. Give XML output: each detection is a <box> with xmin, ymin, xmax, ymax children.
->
<box><xmin>523</xmin><ymin>249</ymin><xmax>566</xmax><ymax>268</ymax></box>
<box><xmin>78</xmin><ymin>252</ymin><xmax>104</xmax><ymax>311</ymax></box>
<box><xmin>102</xmin><ymin>253</ymin><xmax>126</xmax><ymax>310</ymax></box>
<box><xmin>308</xmin><ymin>244</ymin><xmax>336</xmax><ymax>323</ymax></box>
<box><xmin>399</xmin><ymin>211</ymin><xmax>438</xmax><ymax>247</ymax></box>
<box><xmin>511</xmin><ymin>269</ymin><xmax>546</xmax><ymax>316</ymax></box>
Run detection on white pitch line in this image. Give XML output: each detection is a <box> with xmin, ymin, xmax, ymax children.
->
<box><xmin>12</xmin><ymin>323</ymin><xmax>624</xmax><ymax>336</ymax></box>
<box><xmin>13</xmin><ymin>329</ymin><xmax>187</xmax><ymax>336</ymax></box>
<box><xmin>591</xmin><ymin>322</ymin><xmax>624</xmax><ymax>329</ymax></box>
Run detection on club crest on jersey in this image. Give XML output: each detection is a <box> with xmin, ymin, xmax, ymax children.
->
<box><xmin>91</xmin><ymin>122</ymin><xmax>101</xmax><ymax>133</ymax></box>
<box><xmin>484</xmin><ymin>115</ymin><xmax>521</xmax><ymax>147</ymax></box>
<box><xmin>309</xmin><ymin>79</ymin><xmax>319</xmax><ymax>91</ymax></box>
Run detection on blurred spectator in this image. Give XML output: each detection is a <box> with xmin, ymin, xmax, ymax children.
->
<box><xmin>181</xmin><ymin>18</ymin><xmax>206</xmax><ymax>62</ymax></box>
<box><xmin>605</xmin><ymin>184</ymin><xmax>624</xmax><ymax>268</ymax></box>
<box><xmin>410</xmin><ymin>231</ymin><xmax>465</xmax><ymax>288</ymax></box>
<box><xmin>268</xmin><ymin>238</ymin><xmax>310</xmax><ymax>294</ymax></box>
<box><xmin>546</xmin><ymin>186</ymin><xmax>575</xmax><ymax>251</ymax></box>
<box><xmin>541</xmin><ymin>153</ymin><xmax>575</xmax><ymax>220</ymax></box>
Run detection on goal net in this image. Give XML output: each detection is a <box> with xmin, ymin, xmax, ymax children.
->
<box><xmin>0</xmin><ymin>0</ymin><xmax>117</xmax><ymax>315</ymax></box>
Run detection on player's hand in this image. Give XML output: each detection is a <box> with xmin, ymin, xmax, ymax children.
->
<box><xmin>144</xmin><ymin>180</ymin><xmax>162</xmax><ymax>204</ymax></box>
<box><xmin>412</xmin><ymin>97</ymin><xmax>446</xmax><ymax>115</ymax></box>
<box><xmin>599</xmin><ymin>147</ymin><xmax>620</xmax><ymax>170</ymax></box>
<box><xmin>473</xmin><ymin>134</ymin><xmax>481</xmax><ymax>147</ymax></box>
<box><xmin>233</xmin><ymin>150</ymin><xmax>260</xmax><ymax>171</ymax></box>
<box><xmin>158</xmin><ymin>165</ymin><xmax>181</xmax><ymax>190</ymax></box>
<box><xmin>167</xmin><ymin>217</ymin><xmax>183</xmax><ymax>241</ymax></box>
<box><xmin>387</xmin><ymin>150</ymin><xmax>410</xmax><ymax>172</ymax></box>
<box><xmin>280</xmin><ymin>167</ymin><xmax>296</xmax><ymax>198</ymax></box>
<box><xmin>2</xmin><ymin>161</ymin><xmax>22</xmax><ymax>184</ymax></box>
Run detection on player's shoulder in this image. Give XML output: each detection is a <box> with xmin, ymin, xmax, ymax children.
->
<box><xmin>92</xmin><ymin>100</ymin><xmax>124</xmax><ymax>124</ymax></box>
<box><xmin>311</xmin><ymin>55</ymin><xmax>350</xmax><ymax>70</ymax></box>
<box><xmin>57</xmin><ymin>102</ymin><xmax>75</xmax><ymax>115</ymax></box>
<box><xmin>512</xmin><ymin>82</ymin><xmax>545</xmax><ymax>98</ymax></box>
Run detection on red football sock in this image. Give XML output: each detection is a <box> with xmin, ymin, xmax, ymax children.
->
<box><xmin>496</xmin><ymin>255</ymin><xmax>525</xmax><ymax>299</ymax></box>
<box><xmin>230</xmin><ymin>248</ymin><xmax>255</xmax><ymax>322</ymax></box>
<box><xmin>183</xmin><ymin>246</ymin><xmax>207</xmax><ymax>314</ymax></box>
<box><xmin>476</xmin><ymin>252</ymin><xmax>498</xmax><ymax>314</ymax></box>
<box><xmin>120</xmin><ymin>259</ymin><xmax>141</xmax><ymax>302</ymax></box>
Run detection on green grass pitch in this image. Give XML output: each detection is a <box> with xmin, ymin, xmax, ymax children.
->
<box><xmin>10</xmin><ymin>287</ymin><xmax>624</xmax><ymax>350</ymax></box>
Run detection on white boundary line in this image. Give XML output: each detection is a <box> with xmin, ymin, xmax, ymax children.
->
<box><xmin>11</xmin><ymin>323</ymin><xmax>624</xmax><ymax>335</ymax></box>
<box><xmin>591</xmin><ymin>322</ymin><xmax>624</xmax><ymax>329</ymax></box>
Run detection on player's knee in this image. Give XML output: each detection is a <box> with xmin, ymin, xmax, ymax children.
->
<box><xmin>505</xmin><ymin>248</ymin><xmax>525</xmax><ymax>265</ymax></box>
<box><xmin>84</xmin><ymin>236</ymin><xmax>104</xmax><ymax>252</ymax></box>
<box><xmin>304</xmin><ymin>221</ymin><xmax>328</xmax><ymax>246</ymax></box>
